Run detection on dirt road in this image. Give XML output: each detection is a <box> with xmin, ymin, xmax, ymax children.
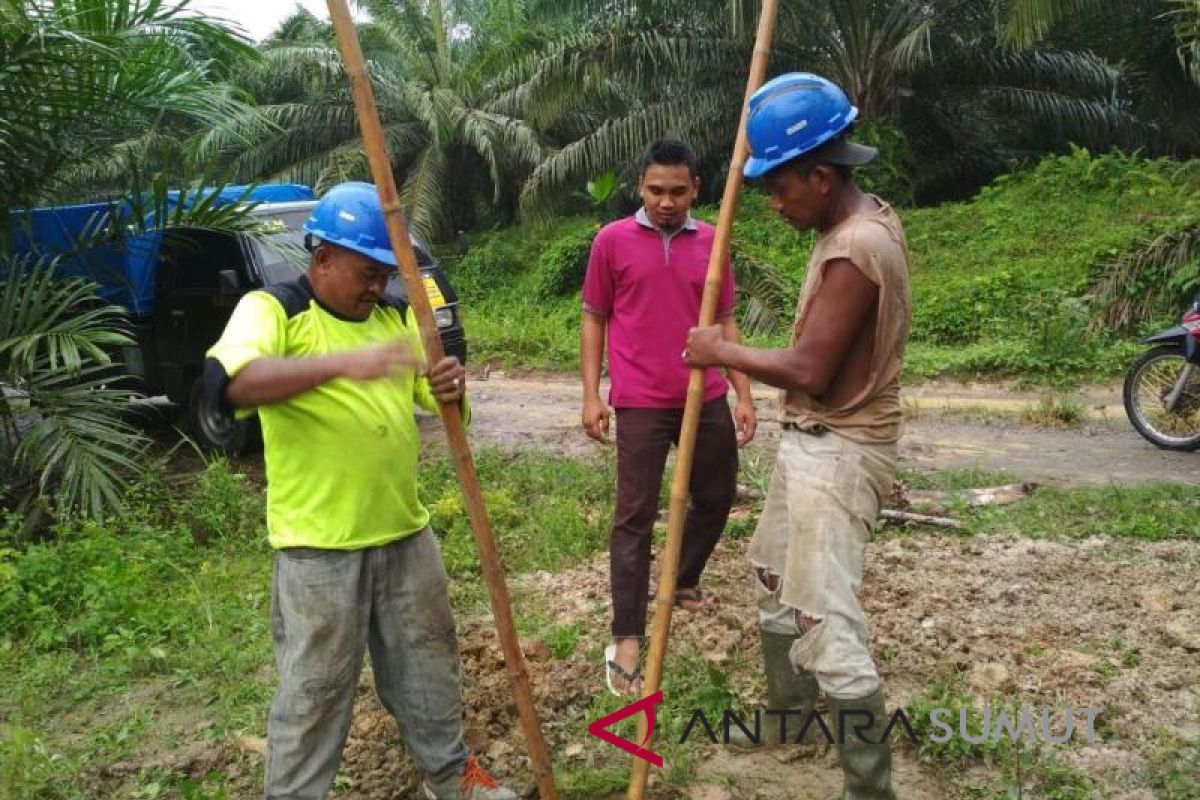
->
<box><xmin>444</xmin><ymin>373</ymin><xmax>1199</xmax><ymax>485</ymax></box>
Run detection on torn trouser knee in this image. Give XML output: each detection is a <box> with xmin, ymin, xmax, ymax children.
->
<box><xmin>746</xmin><ymin>430</ymin><xmax>897</xmax><ymax>700</ymax></box>
<box><xmin>755</xmin><ymin>566</ymin><xmax>879</xmax><ymax>699</ymax></box>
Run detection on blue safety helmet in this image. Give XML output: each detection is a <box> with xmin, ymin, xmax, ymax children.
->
<box><xmin>744</xmin><ymin>73</ymin><xmax>877</xmax><ymax>180</ymax></box>
<box><xmin>303</xmin><ymin>181</ymin><xmax>398</xmax><ymax>267</ymax></box>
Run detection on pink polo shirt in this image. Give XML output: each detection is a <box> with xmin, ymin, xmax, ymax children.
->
<box><xmin>582</xmin><ymin>209</ymin><xmax>735</xmax><ymax>409</ymax></box>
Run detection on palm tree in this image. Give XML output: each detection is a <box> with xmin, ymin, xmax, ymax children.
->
<box><xmin>1006</xmin><ymin>1</ymin><xmax>1200</xmax><ymax>158</ymax></box>
<box><xmin>209</xmin><ymin>0</ymin><xmax>547</xmax><ymax>242</ymax></box>
<box><xmin>0</xmin><ymin>0</ymin><xmax>264</xmax><ymax>218</ymax></box>
<box><xmin>512</xmin><ymin>0</ymin><xmax>1138</xmax><ymax>208</ymax></box>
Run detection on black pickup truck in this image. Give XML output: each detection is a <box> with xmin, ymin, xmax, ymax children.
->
<box><xmin>14</xmin><ymin>189</ymin><xmax>467</xmax><ymax>456</ymax></box>
<box><xmin>141</xmin><ymin>200</ymin><xmax>468</xmax><ymax>455</ymax></box>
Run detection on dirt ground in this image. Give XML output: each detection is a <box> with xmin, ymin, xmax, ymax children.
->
<box><xmin>295</xmin><ymin>530</ymin><xmax>1197</xmax><ymax>799</ymax></box>
<box><xmin>127</xmin><ymin>375</ymin><xmax>1198</xmax><ymax>798</ymax></box>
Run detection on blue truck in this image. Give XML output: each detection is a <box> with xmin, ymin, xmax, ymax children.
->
<box><xmin>9</xmin><ymin>184</ymin><xmax>467</xmax><ymax>455</ymax></box>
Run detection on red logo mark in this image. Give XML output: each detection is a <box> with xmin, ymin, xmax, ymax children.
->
<box><xmin>587</xmin><ymin>691</ymin><xmax>664</xmax><ymax>767</ymax></box>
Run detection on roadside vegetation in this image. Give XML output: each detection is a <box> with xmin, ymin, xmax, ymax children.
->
<box><xmin>450</xmin><ymin>149</ymin><xmax>1200</xmax><ymax>384</ymax></box>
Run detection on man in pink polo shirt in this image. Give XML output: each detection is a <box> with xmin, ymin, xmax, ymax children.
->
<box><xmin>581</xmin><ymin>138</ymin><xmax>757</xmax><ymax>694</ymax></box>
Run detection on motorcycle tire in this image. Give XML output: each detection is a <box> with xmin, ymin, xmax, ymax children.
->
<box><xmin>1122</xmin><ymin>344</ymin><xmax>1200</xmax><ymax>451</ymax></box>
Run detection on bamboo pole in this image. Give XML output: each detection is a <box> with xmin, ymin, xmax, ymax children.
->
<box><xmin>627</xmin><ymin>2</ymin><xmax>779</xmax><ymax>798</ymax></box>
<box><xmin>324</xmin><ymin>3</ymin><xmax>558</xmax><ymax>798</ymax></box>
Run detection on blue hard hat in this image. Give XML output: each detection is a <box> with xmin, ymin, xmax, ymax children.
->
<box><xmin>744</xmin><ymin>73</ymin><xmax>876</xmax><ymax>179</ymax></box>
<box><xmin>303</xmin><ymin>181</ymin><xmax>398</xmax><ymax>267</ymax></box>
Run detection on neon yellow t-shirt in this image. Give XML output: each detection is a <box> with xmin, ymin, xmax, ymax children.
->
<box><xmin>206</xmin><ymin>277</ymin><xmax>463</xmax><ymax>550</ymax></box>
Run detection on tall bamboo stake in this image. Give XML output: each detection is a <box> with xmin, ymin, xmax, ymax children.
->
<box><xmin>627</xmin><ymin>2</ymin><xmax>779</xmax><ymax>798</ymax></box>
<box><xmin>324</xmin><ymin>3</ymin><xmax>558</xmax><ymax>797</ymax></box>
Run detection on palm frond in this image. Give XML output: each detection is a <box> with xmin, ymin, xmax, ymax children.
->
<box><xmin>1087</xmin><ymin>220</ymin><xmax>1200</xmax><ymax>332</ymax></box>
<box><xmin>0</xmin><ymin>257</ymin><xmax>130</xmax><ymax>375</ymax></box>
<box><xmin>16</xmin><ymin>364</ymin><xmax>148</xmax><ymax>517</ymax></box>
<box><xmin>0</xmin><ymin>256</ymin><xmax>148</xmax><ymax>517</ymax></box>
<box><xmin>519</xmin><ymin>89</ymin><xmax>730</xmax><ymax>218</ymax></box>
<box><xmin>1003</xmin><ymin>0</ymin><xmax>1107</xmax><ymax>47</ymax></box>
<box><xmin>732</xmin><ymin>253</ymin><xmax>798</xmax><ymax>337</ymax></box>
<box><xmin>1165</xmin><ymin>0</ymin><xmax>1200</xmax><ymax>85</ymax></box>
<box><xmin>402</xmin><ymin>145</ymin><xmax>451</xmax><ymax>242</ymax></box>
<box><xmin>1</xmin><ymin>0</ymin><xmax>265</xmax><ymax>212</ymax></box>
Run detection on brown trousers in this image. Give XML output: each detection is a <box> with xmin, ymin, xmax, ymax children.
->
<box><xmin>610</xmin><ymin>398</ymin><xmax>738</xmax><ymax>638</ymax></box>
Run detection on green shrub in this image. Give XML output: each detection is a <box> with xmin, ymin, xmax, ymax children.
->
<box><xmin>532</xmin><ymin>222</ymin><xmax>599</xmax><ymax>299</ymax></box>
<box><xmin>176</xmin><ymin>459</ymin><xmax>263</xmax><ymax>543</ymax></box>
<box><xmin>423</xmin><ymin>448</ymin><xmax>614</xmax><ymax>577</ymax></box>
<box><xmin>0</xmin><ymin>461</ymin><xmax>264</xmax><ymax>653</ymax></box>
<box><xmin>446</xmin><ymin>232</ymin><xmax>527</xmax><ymax>301</ymax></box>
<box><xmin>0</xmin><ymin>522</ymin><xmax>191</xmax><ymax>651</ymax></box>
<box><xmin>448</xmin><ymin>216</ymin><xmax>600</xmax><ymax>303</ymax></box>
<box><xmin>853</xmin><ymin>119</ymin><xmax>916</xmax><ymax>207</ymax></box>
<box><xmin>0</xmin><ymin>727</ymin><xmax>71</xmax><ymax>800</ymax></box>
<box><xmin>903</xmin><ymin>149</ymin><xmax>1200</xmax><ymax>349</ymax></box>
<box><xmin>972</xmin><ymin>482</ymin><xmax>1200</xmax><ymax>540</ymax></box>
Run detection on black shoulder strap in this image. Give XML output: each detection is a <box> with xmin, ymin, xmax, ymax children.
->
<box><xmin>262</xmin><ymin>277</ymin><xmax>315</xmax><ymax>320</ymax></box>
<box><xmin>378</xmin><ymin>293</ymin><xmax>410</xmax><ymax>323</ymax></box>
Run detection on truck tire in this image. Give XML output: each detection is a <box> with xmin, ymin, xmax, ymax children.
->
<box><xmin>185</xmin><ymin>377</ymin><xmax>260</xmax><ymax>458</ymax></box>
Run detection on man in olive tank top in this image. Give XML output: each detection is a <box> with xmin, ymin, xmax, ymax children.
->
<box><xmin>684</xmin><ymin>73</ymin><xmax>911</xmax><ymax>800</ymax></box>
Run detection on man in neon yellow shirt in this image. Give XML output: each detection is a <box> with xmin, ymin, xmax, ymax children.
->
<box><xmin>206</xmin><ymin>182</ymin><xmax>515</xmax><ymax>800</ymax></box>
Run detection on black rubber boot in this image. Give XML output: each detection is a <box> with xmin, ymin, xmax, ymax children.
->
<box><xmin>727</xmin><ymin>629</ymin><xmax>820</xmax><ymax>749</ymax></box>
<box><xmin>828</xmin><ymin>688</ymin><xmax>898</xmax><ymax>800</ymax></box>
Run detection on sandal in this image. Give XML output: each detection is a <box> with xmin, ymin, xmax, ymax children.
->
<box><xmin>673</xmin><ymin>586</ymin><xmax>715</xmax><ymax>611</ymax></box>
<box><xmin>604</xmin><ymin>643</ymin><xmax>643</xmax><ymax>697</ymax></box>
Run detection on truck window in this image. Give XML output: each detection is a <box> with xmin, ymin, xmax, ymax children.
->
<box><xmin>248</xmin><ymin>206</ymin><xmax>436</xmax><ymax>287</ymax></box>
<box><xmin>254</xmin><ymin>229</ymin><xmax>309</xmax><ymax>285</ymax></box>
<box><xmin>160</xmin><ymin>229</ymin><xmax>246</xmax><ymax>290</ymax></box>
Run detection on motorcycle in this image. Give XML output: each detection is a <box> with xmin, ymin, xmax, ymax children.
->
<box><xmin>1122</xmin><ymin>291</ymin><xmax>1200</xmax><ymax>451</ymax></box>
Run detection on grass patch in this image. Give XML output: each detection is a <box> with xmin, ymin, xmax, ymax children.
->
<box><xmin>461</xmin><ymin>301</ymin><xmax>582</xmax><ymax>371</ymax></box>
<box><xmin>544</xmin><ymin>622</ymin><xmax>585</xmax><ymax>660</ymax></box>
<box><xmin>4</xmin><ymin>446</ymin><xmax>1194</xmax><ymax>798</ymax></box>
<box><xmin>0</xmin><ymin>448</ymin><xmax>620</xmax><ymax>800</ymax></box>
<box><xmin>554</xmin><ymin>765</ymin><xmax>627</xmax><ymax>798</ymax></box>
<box><xmin>906</xmin><ymin>676</ymin><xmax>1101</xmax><ymax>800</ymax></box>
<box><xmin>896</xmin><ymin>466</ymin><xmax>1019</xmax><ymax>492</ymax></box>
<box><xmin>424</xmin><ymin>447</ymin><xmax>614</xmax><ymax>578</ymax></box>
<box><xmin>971</xmin><ymin>482</ymin><xmax>1200</xmax><ymax>539</ymax></box>
<box><xmin>1019</xmin><ymin>395</ymin><xmax>1087</xmax><ymax>427</ymax></box>
<box><xmin>890</xmin><ymin>467</ymin><xmax>1199</xmax><ymax>540</ymax></box>
<box><xmin>0</xmin><ymin>727</ymin><xmax>77</xmax><ymax>800</ymax></box>
<box><xmin>1145</xmin><ymin>731</ymin><xmax>1200</xmax><ymax>800</ymax></box>
<box><xmin>903</xmin><ymin>339</ymin><xmax>1143</xmax><ymax>387</ymax></box>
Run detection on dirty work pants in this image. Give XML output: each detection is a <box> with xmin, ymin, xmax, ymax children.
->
<box><xmin>265</xmin><ymin>529</ymin><xmax>469</xmax><ymax>800</ymax></box>
<box><xmin>749</xmin><ymin>428</ymin><xmax>897</xmax><ymax>699</ymax></box>
<box><xmin>611</xmin><ymin>398</ymin><xmax>738</xmax><ymax>638</ymax></box>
